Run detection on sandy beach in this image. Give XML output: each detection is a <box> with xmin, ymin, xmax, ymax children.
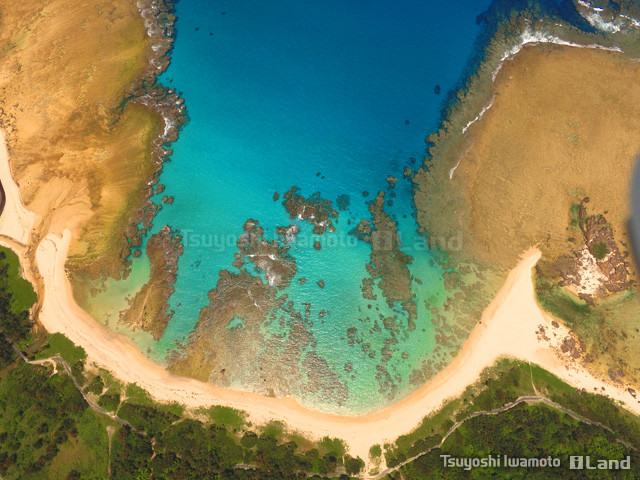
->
<box><xmin>0</xmin><ymin>92</ymin><xmax>637</xmax><ymax>472</ymax></box>
<box><xmin>0</xmin><ymin>132</ymin><xmax>34</xmax><ymax>246</ymax></box>
<box><xmin>0</xmin><ymin>124</ymin><xmax>633</xmax><ymax>466</ymax></box>
<box><xmin>30</xmin><ymin>224</ymin><xmax>640</xmax><ymax>464</ymax></box>
<box><xmin>0</xmin><ymin>0</ymin><xmax>636</xmax><ymax>476</ymax></box>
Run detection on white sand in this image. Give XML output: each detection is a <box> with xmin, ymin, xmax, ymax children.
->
<box><xmin>34</xmin><ymin>231</ymin><xmax>640</xmax><ymax>464</ymax></box>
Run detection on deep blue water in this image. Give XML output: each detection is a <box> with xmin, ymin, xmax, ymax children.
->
<box><xmin>127</xmin><ymin>0</ymin><xmax>494</xmax><ymax>412</ymax></box>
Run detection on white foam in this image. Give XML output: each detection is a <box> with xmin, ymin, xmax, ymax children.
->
<box><xmin>576</xmin><ymin>0</ymin><xmax>640</xmax><ymax>32</ymax></box>
<box><xmin>451</xmin><ymin>26</ymin><xmax>623</xmax><ymax>181</ymax></box>
<box><xmin>461</xmin><ymin>95</ymin><xmax>495</xmax><ymax>135</ymax></box>
<box><xmin>620</xmin><ymin>14</ymin><xmax>640</xmax><ymax>28</ymax></box>
<box><xmin>448</xmin><ymin>145</ymin><xmax>472</xmax><ymax>180</ymax></box>
<box><xmin>492</xmin><ymin>28</ymin><xmax>622</xmax><ymax>81</ymax></box>
<box><xmin>584</xmin><ymin>12</ymin><xmax>622</xmax><ymax>33</ymax></box>
<box><xmin>448</xmin><ymin>156</ymin><xmax>462</xmax><ymax>180</ymax></box>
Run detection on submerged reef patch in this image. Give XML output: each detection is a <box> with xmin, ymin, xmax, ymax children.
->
<box><xmin>168</xmin><ymin>218</ymin><xmax>348</xmax><ymax>406</ymax></box>
<box><xmin>361</xmin><ymin>191</ymin><xmax>416</xmax><ymax>331</ymax></box>
<box><xmin>235</xmin><ymin>219</ymin><xmax>297</xmax><ymax>289</ymax></box>
<box><xmin>281</xmin><ymin>186</ymin><xmax>338</xmax><ymax>234</ymax></box>
<box><xmin>120</xmin><ymin>226</ymin><xmax>183</xmax><ymax>340</ymax></box>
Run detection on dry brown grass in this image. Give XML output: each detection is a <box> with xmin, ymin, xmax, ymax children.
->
<box><xmin>0</xmin><ymin>0</ymin><xmax>162</xmax><ymax>279</ymax></box>
<box><xmin>415</xmin><ymin>43</ymin><xmax>640</xmax><ymax>385</ymax></box>
<box><xmin>416</xmin><ymin>44</ymin><xmax>640</xmax><ymax>272</ymax></box>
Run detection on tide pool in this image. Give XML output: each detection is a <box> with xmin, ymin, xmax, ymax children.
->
<box><xmin>111</xmin><ymin>0</ymin><xmax>495</xmax><ymax>413</ymax></box>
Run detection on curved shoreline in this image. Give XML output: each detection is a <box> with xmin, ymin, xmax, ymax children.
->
<box><xmin>0</xmin><ymin>129</ymin><xmax>636</xmax><ymax>467</ymax></box>
<box><xmin>0</xmin><ymin>132</ymin><xmax>34</xmax><ymax>247</ymax></box>
<box><xmin>32</xmin><ymin>225</ymin><xmax>640</xmax><ymax>463</ymax></box>
<box><xmin>3</xmin><ymin>7</ymin><xmax>640</xmax><ymax>472</ymax></box>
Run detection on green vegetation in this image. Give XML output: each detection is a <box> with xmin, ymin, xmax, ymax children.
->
<box><xmin>387</xmin><ymin>403</ymin><xmax>639</xmax><ymax>479</ymax></box>
<box><xmin>0</xmin><ymin>241</ymin><xmax>638</xmax><ymax>478</ymax></box>
<box><xmin>593</xmin><ymin>240</ymin><xmax>610</xmax><ymax>260</ymax></box>
<box><xmin>369</xmin><ymin>444</ymin><xmax>382</xmax><ymax>458</ymax></box>
<box><xmin>124</xmin><ymin>382</ymin><xmax>153</xmax><ymax>405</ymax></box>
<box><xmin>533</xmin><ymin>259</ymin><xmax>640</xmax><ymax>385</ymax></box>
<box><xmin>0</xmin><ymin>248</ymin><xmax>37</xmax><ymax>314</ymax></box>
<box><xmin>534</xmin><ymin>266</ymin><xmax>600</xmax><ymax>330</ymax></box>
<box><xmin>118</xmin><ymin>402</ymin><xmax>180</xmax><ymax>436</ymax></box>
<box><xmin>383</xmin><ymin>359</ymin><xmax>640</xmax><ymax>478</ymax></box>
<box><xmin>0</xmin><ymin>362</ymin><xmax>111</xmax><ymax>479</ymax></box>
<box><xmin>34</xmin><ymin>333</ymin><xmax>87</xmax><ymax>365</ymax></box>
<box><xmin>203</xmin><ymin>405</ymin><xmax>246</xmax><ymax>430</ymax></box>
<box><xmin>0</xmin><ymin>246</ymin><xmax>34</xmax><ymax>359</ymax></box>
<box><xmin>344</xmin><ymin>455</ymin><xmax>365</xmax><ymax>475</ymax></box>
<box><xmin>2</xmin><ymin>339</ymin><xmax>363</xmax><ymax>480</ymax></box>
<box><xmin>262</xmin><ymin>420</ymin><xmax>285</xmax><ymax>438</ymax></box>
<box><xmin>97</xmin><ymin>392</ymin><xmax>121</xmax><ymax>412</ymax></box>
<box><xmin>83</xmin><ymin>375</ymin><xmax>104</xmax><ymax>395</ymax></box>
<box><xmin>95</xmin><ymin>368</ymin><xmax>125</xmax><ymax>395</ymax></box>
<box><xmin>0</xmin><ymin>247</ymin><xmax>363</xmax><ymax>479</ymax></box>
<box><xmin>318</xmin><ymin>436</ymin><xmax>347</xmax><ymax>458</ymax></box>
<box><xmin>0</xmin><ymin>336</ymin><xmax>15</xmax><ymax>370</ymax></box>
<box><xmin>570</xmin><ymin>202</ymin><xmax>581</xmax><ymax>228</ymax></box>
<box><xmin>0</xmin><ymin>247</ymin><xmax>31</xmax><ymax>370</ymax></box>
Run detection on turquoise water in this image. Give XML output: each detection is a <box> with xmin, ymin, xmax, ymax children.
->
<box><xmin>119</xmin><ymin>0</ymin><xmax>494</xmax><ymax>413</ymax></box>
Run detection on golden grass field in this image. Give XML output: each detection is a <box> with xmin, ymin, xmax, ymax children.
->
<box><xmin>0</xmin><ymin>0</ymin><xmax>162</xmax><ymax>284</ymax></box>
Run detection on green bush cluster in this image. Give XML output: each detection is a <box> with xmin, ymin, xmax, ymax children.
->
<box><xmin>0</xmin><ymin>363</ymin><xmax>90</xmax><ymax>477</ymax></box>
<box><xmin>389</xmin><ymin>403</ymin><xmax>640</xmax><ymax>479</ymax></box>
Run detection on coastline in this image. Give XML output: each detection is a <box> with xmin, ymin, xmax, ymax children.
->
<box><xmin>0</xmin><ymin>122</ymin><xmax>636</xmax><ymax>465</ymax></box>
<box><xmin>448</xmin><ymin>31</ymin><xmax>623</xmax><ymax>179</ymax></box>
<box><xmin>3</xmin><ymin>0</ymin><xmax>640</xmax><ymax>472</ymax></box>
<box><xmin>30</xmin><ymin>220</ymin><xmax>640</xmax><ymax>464</ymax></box>
<box><xmin>0</xmin><ymin>131</ymin><xmax>34</xmax><ymax>247</ymax></box>
<box><xmin>0</xmin><ymin>0</ymin><xmax>185</xmax><ymax>290</ymax></box>
<box><xmin>416</xmin><ymin>37</ymin><xmax>640</xmax><ymax>387</ymax></box>
<box><xmin>34</xmin><ymin>226</ymin><xmax>640</xmax><ymax>461</ymax></box>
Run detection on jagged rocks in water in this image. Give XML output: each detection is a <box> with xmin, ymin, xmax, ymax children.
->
<box><xmin>236</xmin><ymin>219</ymin><xmax>297</xmax><ymax>289</ymax></box>
<box><xmin>282</xmin><ymin>186</ymin><xmax>338</xmax><ymax>234</ymax></box>
<box><xmin>275</xmin><ymin>224</ymin><xmax>300</xmax><ymax>244</ymax></box>
<box><xmin>120</xmin><ymin>225</ymin><xmax>183</xmax><ymax>340</ymax></box>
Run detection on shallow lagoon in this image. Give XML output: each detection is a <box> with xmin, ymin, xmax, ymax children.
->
<box><xmin>107</xmin><ymin>0</ymin><xmax>493</xmax><ymax>413</ymax></box>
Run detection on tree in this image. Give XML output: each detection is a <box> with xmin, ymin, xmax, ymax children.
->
<box><xmin>344</xmin><ymin>455</ymin><xmax>364</xmax><ymax>475</ymax></box>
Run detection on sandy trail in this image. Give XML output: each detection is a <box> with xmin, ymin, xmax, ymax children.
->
<box><xmin>0</xmin><ymin>131</ymin><xmax>638</xmax><ymax>466</ymax></box>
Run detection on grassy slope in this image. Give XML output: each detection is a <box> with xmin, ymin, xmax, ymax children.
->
<box><xmin>391</xmin><ymin>402</ymin><xmax>640</xmax><ymax>479</ymax></box>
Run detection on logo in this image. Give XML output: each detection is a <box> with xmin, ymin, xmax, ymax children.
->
<box><xmin>569</xmin><ymin>456</ymin><xmax>631</xmax><ymax>470</ymax></box>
